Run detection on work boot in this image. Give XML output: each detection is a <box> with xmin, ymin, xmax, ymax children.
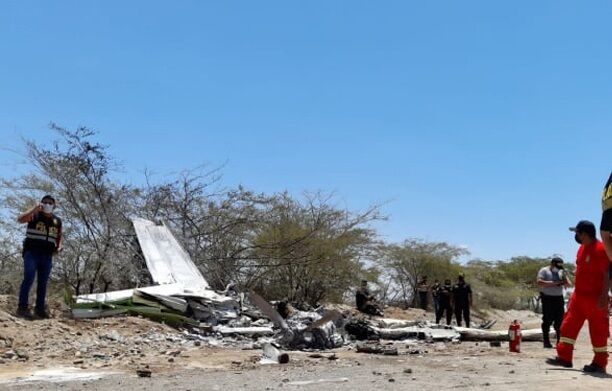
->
<box><xmin>15</xmin><ymin>307</ymin><xmax>33</xmax><ymax>320</ymax></box>
<box><xmin>582</xmin><ymin>363</ymin><xmax>606</xmax><ymax>374</ymax></box>
<box><xmin>34</xmin><ymin>308</ymin><xmax>50</xmax><ymax>319</ymax></box>
<box><xmin>545</xmin><ymin>357</ymin><xmax>572</xmax><ymax>368</ymax></box>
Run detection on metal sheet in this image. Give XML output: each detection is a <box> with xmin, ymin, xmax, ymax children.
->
<box><xmin>75</xmin><ymin>283</ymin><xmax>185</xmax><ymax>304</ymax></box>
<box><xmin>214</xmin><ymin>326</ymin><xmax>275</xmax><ymax>336</ymax></box>
<box><xmin>132</xmin><ymin>218</ymin><xmax>209</xmax><ymax>288</ymax></box>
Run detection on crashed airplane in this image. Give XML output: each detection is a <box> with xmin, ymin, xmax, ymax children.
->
<box><xmin>70</xmin><ymin>218</ymin><xmax>551</xmax><ymax>354</ymax></box>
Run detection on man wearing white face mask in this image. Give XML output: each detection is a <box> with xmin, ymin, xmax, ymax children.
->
<box><xmin>16</xmin><ymin>195</ymin><xmax>62</xmax><ymax>319</ymax></box>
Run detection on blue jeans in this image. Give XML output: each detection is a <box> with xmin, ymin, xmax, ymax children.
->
<box><xmin>18</xmin><ymin>250</ymin><xmax>53</xmax><ymax>311</ymax></box>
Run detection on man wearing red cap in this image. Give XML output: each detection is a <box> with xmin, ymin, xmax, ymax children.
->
<box><xmin>546</xmin><ymin>220</ymin><xmax>609</xmax><ymax>373</ymax></box>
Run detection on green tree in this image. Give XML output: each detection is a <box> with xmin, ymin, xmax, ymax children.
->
<box><xmin>379</xmin><ymin>239</ymin><xmax>467</xmax><ymax>307</ymax></box>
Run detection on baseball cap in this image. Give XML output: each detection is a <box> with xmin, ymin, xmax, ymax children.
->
<box><xmin>550</xmin><ymin>257</ymin><xmax>564</xmax><ymax>265</ymax></box>
<box><xmin>568</xmin><ymin>220</ymin><xmax>596</xmax><ymax>236</ymax></box>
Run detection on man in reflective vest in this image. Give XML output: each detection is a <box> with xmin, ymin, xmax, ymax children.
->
<box><xmin>16</xmin><ymin>195</ymin><xmax>63</xmax><ymax>319</ymax></box>
<box><xmin>546</xmin><ymin>220</ymin><xmax>609</xmax><ymax>374</ymax></box>
<box><xmin>600</xmin><ymin>172</ymin><xmax>612</xmax><ymax>289</ymax></box>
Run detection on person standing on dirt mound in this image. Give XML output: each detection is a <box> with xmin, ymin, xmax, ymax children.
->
<box><xmin>15</xmin><ymin>195</ymin><xmax>63</xmax><ymax>319</ymax></box>
<box><xmin>537</xmin><ymin>257</ymin><xmax>569</xmax><ymax>348</ymax></box>
<box><xmin>452</xmin><ymin>275</ymin><xmax>472</xmax><ymax>327</ymax></box>
<box><xmin>546</xmin><ymin>220</ymin><xmax>609</xmax><ymax>374</ymax></box>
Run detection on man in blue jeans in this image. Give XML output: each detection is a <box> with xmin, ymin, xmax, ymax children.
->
<box><xmin>16</xmin><ymin>195</ymin><xmax>62</xmax><ymax>319</ymax></box>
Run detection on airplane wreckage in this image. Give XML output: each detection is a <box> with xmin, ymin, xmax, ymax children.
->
<box><xmin>69</xmin><ymin>218</ymin><xmax>552</xmax><ymax>359</ymax></box>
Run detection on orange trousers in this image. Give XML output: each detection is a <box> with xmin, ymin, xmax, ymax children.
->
<box><xmin>556</xmin><ymin>293</ymin><xmax>609</xmax><ymax>368</ymax></box>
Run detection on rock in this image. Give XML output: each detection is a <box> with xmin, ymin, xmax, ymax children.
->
<box><xmin>403</xmin><ymin>368</ymin><xmax>413</xmax><ymax>374</ymax></box>
<box><xmin>15</xmin><ymin>350</ymin><xmax>29</xmax><ymax>360</ymax></box>
<box><xmin>136</xmin><ymin>368</ymin><xmax>152</xmax><ymax>378</ymax></box>
<box><xmin>73</xmin><ymin>359</ymin><xmax>84</xmax><ymax>365</ymax></box>
<box><xmin>2</xmin><ymin>350</ymin><xmax>15</xmax><ymax>359</ymax></box>
<box><xmin>102</xmin><ymin>330</ymin><xmax>125</xmax><ymax>343</ymax></box>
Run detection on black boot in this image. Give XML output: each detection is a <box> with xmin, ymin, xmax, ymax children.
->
<box><xmin>15</xmin><ymin>307</ymin><xmax>33</xmax><ymax>320</ymax></box>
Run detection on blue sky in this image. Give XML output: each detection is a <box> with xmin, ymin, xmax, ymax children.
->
<box><xmin>1</xmin><ymin>1</ymin><xmax>610</xmax><ymax>263</ymax></box>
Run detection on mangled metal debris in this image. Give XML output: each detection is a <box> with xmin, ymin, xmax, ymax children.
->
<box><xmin>68</xmin><ymin>218</ymin><xmax>551</xmax><ymax>354</ymax></box>
<box><xmin>71</xmin><ymin>219</ymin><xmax>239</xmax><ymax>325</ymax></box>
<box><xmin>260</xmin><ymin>343</ymin><xmax>289</xmax><ymax>364</ymax></box>
<box><xmin>356</xmin><ymin>341</ymin><xmax>398</xmax><ymax>355</ymax></box>
<box><xmin>131</xmin><ymin>218</ymin><xmax>209</xmax><ymax>289</ymax></box>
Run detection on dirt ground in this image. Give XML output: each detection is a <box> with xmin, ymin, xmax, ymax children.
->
<box><xmin>0</xmin><ymin>296</ymin><xmax>610</xmax><ymax>390</ymax></box>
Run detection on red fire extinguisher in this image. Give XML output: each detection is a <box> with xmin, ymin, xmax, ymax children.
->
<box><xmin>508</xmin><ymin>320</ymin><xmax>521</xmax><ymax>353</ymax></box>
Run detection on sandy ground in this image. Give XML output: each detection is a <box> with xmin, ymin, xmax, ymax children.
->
<box><xmin>1</xmin><ymin>336</ymin><xmax>611</xmax><ymax>391</ymax></box>
<box><xmin>0</xmin><ymin>332</ymin><xmax>612</xmax><ymax>391</ymax></box>
<box><xmin>0</xmin><ymin>296</ymin><xmax>610</xmax><ymax>390</ymax></box>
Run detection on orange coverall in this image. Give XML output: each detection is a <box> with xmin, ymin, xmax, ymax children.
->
<box><xmin>556</xmin><ymin>239</ymin><xmax>610</xmax><ymax>369</ymax></box>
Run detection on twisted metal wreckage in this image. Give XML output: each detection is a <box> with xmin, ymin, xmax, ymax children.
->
<box><xmin>70</xmin><ymin>218</ymin><xmax>551</xmax><ymax>355</ymax></box>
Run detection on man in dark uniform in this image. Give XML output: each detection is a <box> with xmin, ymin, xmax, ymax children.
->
<box><xmin>355</xmin><ymin>280</ymin><xmax>383</xmax><ymax>316</ymax></box>
<box><xmin>417</xmin><ymin>276</ymin><xmax>429</xmax><ymax>310</ymax></box>
<box><xmin>431</xmin><ymin>279</ymin><xmax>441</xmax><ymax>318</ymax></box>
<box><xmin>452</xmin><ymin>275</ymin><xmax>473</xmax><ymax>327</ymax></box>
<box><xmin>435</xmin><ymin>278</ymin><xmax>453</xmax><ymax>325</ymax></box>
<box><xmin>537</xmin><ymin>257</ymin><xmax>569</xmax><ymax>348</ymax></box>
<box><xmin>16</xmin><ymin>195</ymin><xmax>62</xmax><ymax>319</ymax></box>
<box><xmin>600</xmin><ymin>171</ymin><xmax>612</xmax><ymax>292</ymax></box>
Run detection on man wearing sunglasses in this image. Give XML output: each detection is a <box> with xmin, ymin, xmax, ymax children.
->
<box><xmin>16</xmin><ymin>195</ymin><xmax>63</xmax><ymax>319</ymax></box>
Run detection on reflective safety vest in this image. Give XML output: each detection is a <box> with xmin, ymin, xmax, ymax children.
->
<box><xmin>23</xmin><ymin>212</ymin><xmax>62</xmax><ymax>255</ymax></box>
<box><xmin>602</xmin><ymin>172</ymin><xmax>612</xmax><ymax>211</ymax></box>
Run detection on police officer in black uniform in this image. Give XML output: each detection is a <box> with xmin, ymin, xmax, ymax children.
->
<box><xmin>452</xmin><ymin>274</ymin><xmax>473</xmax><ymax>327</ymax></box>
<box><xmin>435</xmin><ymin>278</ymin><xmax>453</xmax><ymax>325</ymax></box>
<box><xmin>16</xmin><ymin>195</ymin><xmax>62</xmax><ymax>319</ymax></box>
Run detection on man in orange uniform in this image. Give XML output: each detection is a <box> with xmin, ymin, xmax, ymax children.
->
<box><xmin>546</xmin><ymin>220</ymin><xmax>610</xmax><ymax>373</ymax></box>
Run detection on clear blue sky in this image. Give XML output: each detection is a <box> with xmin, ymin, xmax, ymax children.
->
<box><xmin>1</xmin><ymin>1</ymin><xmax>610</xmax><ymax>263</ymax></box>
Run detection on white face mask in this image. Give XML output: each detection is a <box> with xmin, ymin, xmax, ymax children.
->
<box><xmin>42</xmin><ymin>203</ymin><xmax>54</xmax><ymax>214</ymax></box>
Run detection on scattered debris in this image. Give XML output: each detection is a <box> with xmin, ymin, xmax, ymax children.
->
<box><xmin>261</xmin><ymin>343</ymin><xmax>289</xmax><ymax>364</ymax></box>
<box><xmin>136</xmin><ymin>367</ymin><xmax>152</xmax><ymax>378</ymax></box>
<box><xmin>286</xmin><ymin>378</ymin><xmax>349</xmax><ymax>386</ymax></box>
<box><xmin>61</xmin><ymin>218</ymin><xmax>552</xmax><ymax>362</ymax></box>
<box><xmin>356</xmin><ymin>342</ymin><xmax>398</xmax><ymax>355</ymax></box>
